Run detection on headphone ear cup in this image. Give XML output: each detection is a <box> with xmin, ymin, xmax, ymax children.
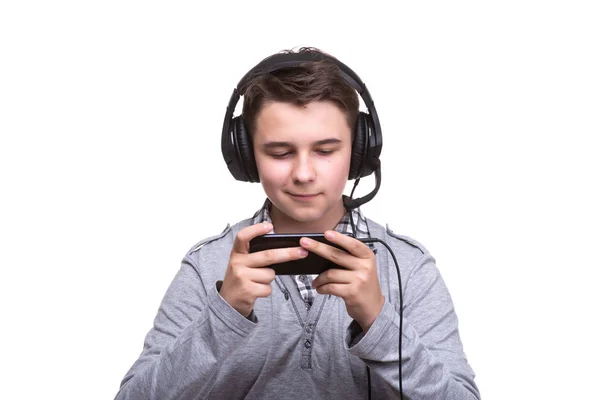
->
<box><xmin>349</xmin><ymin>112</ymin><xmax>381</xmax><ymax>180</ymax></box>
<box><xmin>348</xmin><ymin>112</ymin><xmax>369</xmax><ymax>180</ymax></box>
<box><xmin>232</xmin><ymin>116</ymin><xmax>259</xmax><ymax>182</ymax></box>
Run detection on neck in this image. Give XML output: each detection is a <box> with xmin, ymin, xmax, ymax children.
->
<box><xmin>269</xmin><ymin>199</ymin><xmax>347</xmax><ymax>234</ymax></box>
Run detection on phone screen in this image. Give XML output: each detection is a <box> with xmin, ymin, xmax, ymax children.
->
<box><xmin>249</xmin><ymin>233</ymin><xmax>353</xmax><ymax>275</ymax></box>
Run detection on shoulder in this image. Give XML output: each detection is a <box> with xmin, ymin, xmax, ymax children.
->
<box><xmin>365</xmin><ymin>218</ymin><xmax>442</xmax><ymax>292</ymax></box>
<box><xmin>185</xmin><ymin>217</ymin><xmax>255</xmax><ymax>258</ymax></box>
<box><xmin>365</xmin><ymin>217</ymin><xmax>434</xmax><ymax>270</ymax></box>
<box><xmin>382</xmin><ymin>223</ymin><xmax>428</xmax><ymax>255</ymax></box>
<box><xmin>366</xmin><ymin>218</ymin><xmax>428</xmax><ymax>253</ymax></box>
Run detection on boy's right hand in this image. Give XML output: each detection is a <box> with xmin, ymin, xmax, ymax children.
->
<box><xmin>219</xmin><ymin>222</ymin><xmax>309</xmax><ymax>318</ymax></box>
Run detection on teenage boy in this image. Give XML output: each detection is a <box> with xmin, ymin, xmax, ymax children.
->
<box><xmin>115</xmin><ymin>47</ymin><xmax>480</xmax><ymax>399</ymax></box>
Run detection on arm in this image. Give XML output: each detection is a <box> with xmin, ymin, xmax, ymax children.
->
<box><xmin>114</xmin><ymin>253</ymin><xmax>258</xmax><ymax>400</ymax></box>
<box><xmin>345</xmin><ymin>252</ymin><xmax>481</xmax><ymax>400</ymax></box>
<box><xmin>115</xmin><ymin>222</ymin><xmax>308</xmax><ymax>400</ymax></box>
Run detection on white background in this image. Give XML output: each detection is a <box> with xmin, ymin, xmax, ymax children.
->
<box><xmin>1</xmin><ymin>1</ymin><xmax>598</xmax><ymax>399</ymax></box>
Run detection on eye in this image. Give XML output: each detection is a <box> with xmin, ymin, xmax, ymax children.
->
<box><xmin>317</xmin><ymin>149</ymin><xmax>334</xmax><ymax>155</ymax></box>
<box><xmin>271</xmin><ymin>152</ymin><xmax>291</xmax><ymax>159</ymax></box>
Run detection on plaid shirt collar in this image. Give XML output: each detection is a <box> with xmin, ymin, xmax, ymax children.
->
<box><xmin>251</xmin><ymin>196</ymin><xmax>375</xmax><ymax>248</ymax></box>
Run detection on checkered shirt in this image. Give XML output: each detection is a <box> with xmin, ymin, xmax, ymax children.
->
<box><xmin>251</xmin><ymin>197</ymin><xmax>376</xmax><ymax>309</ymax></box>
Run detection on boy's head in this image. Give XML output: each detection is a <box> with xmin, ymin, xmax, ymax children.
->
<box><xmin>239</xmin><ymin>47</ymin><xmax>359</xmax><ymax>142</ymax></box>
<box><xmin>221</xmin><ymin>47</ymin><xmax>382</xmax><ymax>232</ymax></box>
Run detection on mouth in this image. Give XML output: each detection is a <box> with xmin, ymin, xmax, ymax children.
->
<box><xmin>288</xmin><ymin>192</ymin><xmax>320</xmax><ymax>201</ymax></box>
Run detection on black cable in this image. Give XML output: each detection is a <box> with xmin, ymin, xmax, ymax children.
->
<box><xmin>367</xmin><ymin>366</ymin><xmax>372</xmax><ymax>400</ymax></box>
<box><xmin>348</xmin><ymin>178</ymin><xmax>361</xmax><ymax>238</ymax></box>
<box><xmin>350</xmin><ymin>178</ymin><xmax>361</xmax><ymax>199</ymax></box>
<box><xmin>358</xmin><ymin>237</ymin><xmax>404</xmax><ymax>400</ymax></box>
<box><xmin>346</xmin><ymin>179</ymin><xmax>403</xmax><ymax>399</ymax></box>
<box><xmin>347</xmin><ymin>205</ymin><xmax>374</xmax><ymax>398</ymax></box>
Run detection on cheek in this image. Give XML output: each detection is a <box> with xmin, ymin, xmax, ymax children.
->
<box><xmin>256</xmin><ymin>157</ymin><xmax>288</xmax><ymax>186</ymax></box>
<box><xmin>320</xmin><ymin>154</ymin><xmax>350</xmax><ymax>182</ymax></box>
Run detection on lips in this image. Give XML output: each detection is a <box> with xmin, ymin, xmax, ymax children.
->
<box><xmin>288</xmin><ymin>192</ymin><xmax>320</xmax><ymax>200</ymax></box>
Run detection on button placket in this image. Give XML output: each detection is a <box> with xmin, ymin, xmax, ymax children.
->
<box><xmin>301</xmin><ymin>321</ymin><xmax>316</xmax><ymax>370</ymax></box>
<box><xmin>298</xmin><ymin>282</ymin><xmax>329</xmax><ymax>370</ymax></box>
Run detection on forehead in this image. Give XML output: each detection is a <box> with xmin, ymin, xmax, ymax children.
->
<box><xmin>253</xmin><ymin>101</ymin><xmax>352</xmax><ymax>144</ymax></box>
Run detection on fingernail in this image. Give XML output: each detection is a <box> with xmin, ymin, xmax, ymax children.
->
<box><xmin>325</xmin><ymin>231</ymin><xmax>335</xmax><ymax>239</ymax></box>
<box><xmin>298</xmin><ymin>248</ymin><xmax>308</xmax><ymax>257</ymax></box>
<box><xmin>264</xmin><ymin>223</ymin><xmax>272</xmax><ymax>230</ymax></box>
<box><xmin>300</xmin><ymin>237</ymin><xmax>311</xmax><ymax>246</ymax></box>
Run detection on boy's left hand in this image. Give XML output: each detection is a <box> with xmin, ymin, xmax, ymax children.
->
<box><xmin>300</xmin><ymin>230</ymin><xmax>385</xmax><ymax>332</ymax></box>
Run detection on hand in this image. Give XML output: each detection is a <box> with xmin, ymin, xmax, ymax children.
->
<box><xmin>219</xmin><ymin>222</ymin><xmax>309</xmax><ymax>317</ymax></box>
<box><xmin>301</xmin><ymin>230</ymin><xmax>384</xmax><ymax>332</ymax></box>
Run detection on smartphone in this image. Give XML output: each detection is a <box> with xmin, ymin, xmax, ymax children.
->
<box><xmin>249</xmin><ymin>233</ymin><xmax>353</xmax><ymax>275</ymax></box>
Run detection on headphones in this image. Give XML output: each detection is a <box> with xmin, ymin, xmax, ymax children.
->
<box><xmin>221</xmin><ymin>50</ymin><xmax>383</xmax><ymax>209</ymax></box>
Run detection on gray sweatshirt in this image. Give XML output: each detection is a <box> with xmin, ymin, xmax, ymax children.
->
<box><xmin>114</xmin><ymin>217</ymin><xmax>480</xmax><ymax>399</ymax></box>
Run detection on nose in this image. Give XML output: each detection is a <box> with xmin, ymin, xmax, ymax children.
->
<box><xmin>291</xmin><ymin>153</ymin><xmax>316</xmax><ymax>184</ymax></box>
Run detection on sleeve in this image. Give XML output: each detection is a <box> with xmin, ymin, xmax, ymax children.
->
<box><xmin>114</xmin><ymin>252</ymin><xmax>259</xmax><ymax>400</ymax></box>
<box><xmin>344</xmin><ymin>252</ymin><xmax>481</xmax><ymax>400</ymax></box>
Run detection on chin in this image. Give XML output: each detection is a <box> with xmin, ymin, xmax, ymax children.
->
<box><xmin>271</xmin><ymin>195</ymin><xmax>326</xmax><ymax>220</ymax></box>
<box><xmin>279</xmin><ymin>203</ymin><xmax>323</xmax><ymax>221</ymax></box>
<box><xmin>285</xmin><ymin>208</ymin><xmax>325</xmax><ymax>223</ymax></box>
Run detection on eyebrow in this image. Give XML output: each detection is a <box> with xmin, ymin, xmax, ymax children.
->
<box><xmin>262</xmin><ymin>138</ymin><xmax>342</xmax><ymax>149</ymax></box>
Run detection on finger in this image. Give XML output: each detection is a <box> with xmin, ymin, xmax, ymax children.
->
<box><xmin>313</xmin><ymin>282</ymin><xmax>350</xmax><ymax>298</ymax></box>
<box><xmin>251</xmin><ymin>281</ymin><xmax>274</xmax><ymax>298</ymax></box>
<box><xmin>322</xmin><ymin>230</ymin><xmax>373</xmax><ymax>259</ymax></box>
<box><xmin>232</xmin><ymin>222</ymin><xmax>273</xmax><ymax>254</ymax></box>
<box><xmin>299</xmin><ymin>236</ymin><xmax>357</xmax><ymax>269</ymax></box>
<box><xmin>244</xmin><ymin>246</ymin><xmax>309</xmax><ymax>268</ymax></box>
<box><xmin>245</xmin><ymin>267</ymin><xmax>277</xmax><ymax>285</ymax></box>
<box><xmin>312</xmin><ymin>268</ymin><xmax>354</xmax><ymax>288</ymax></box>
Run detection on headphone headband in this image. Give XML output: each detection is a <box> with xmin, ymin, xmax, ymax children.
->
<box><xmin>236</xmin><ymin>52</ymin><xmax>375</xmax><ymax>109</ymax></box>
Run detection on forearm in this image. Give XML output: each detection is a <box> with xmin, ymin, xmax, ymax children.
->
<box><xmin>346</xmin><ymin>301</ymin><xmax>480</xmax><ymax>400</ymax></box>
<box><xmin>115</xmin><ymin>284</ymin><xmax>257</xmax><ymax>400</ymax></box>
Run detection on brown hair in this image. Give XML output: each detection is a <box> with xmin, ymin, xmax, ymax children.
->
<box><xmin>240</xmin><ymin>47</ymin><xmax>360</xmax><ymax>137</ymax></box>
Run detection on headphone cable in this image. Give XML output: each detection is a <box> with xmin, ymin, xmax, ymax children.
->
<box><xmin>358</xmin><ymin>237</ymin><xmax>404</xmax><ymax>400</ymax></box>
<box><xmin>346</xmin><ymin>194</ymin><xmax>403</xmax><ymax>399</ymax></box>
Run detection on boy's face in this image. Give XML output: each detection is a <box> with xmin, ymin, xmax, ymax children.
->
<box><xmin>252</xmin><ymin>100</ymin><xmax>352</xmax><ymax>231</ymax></box>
